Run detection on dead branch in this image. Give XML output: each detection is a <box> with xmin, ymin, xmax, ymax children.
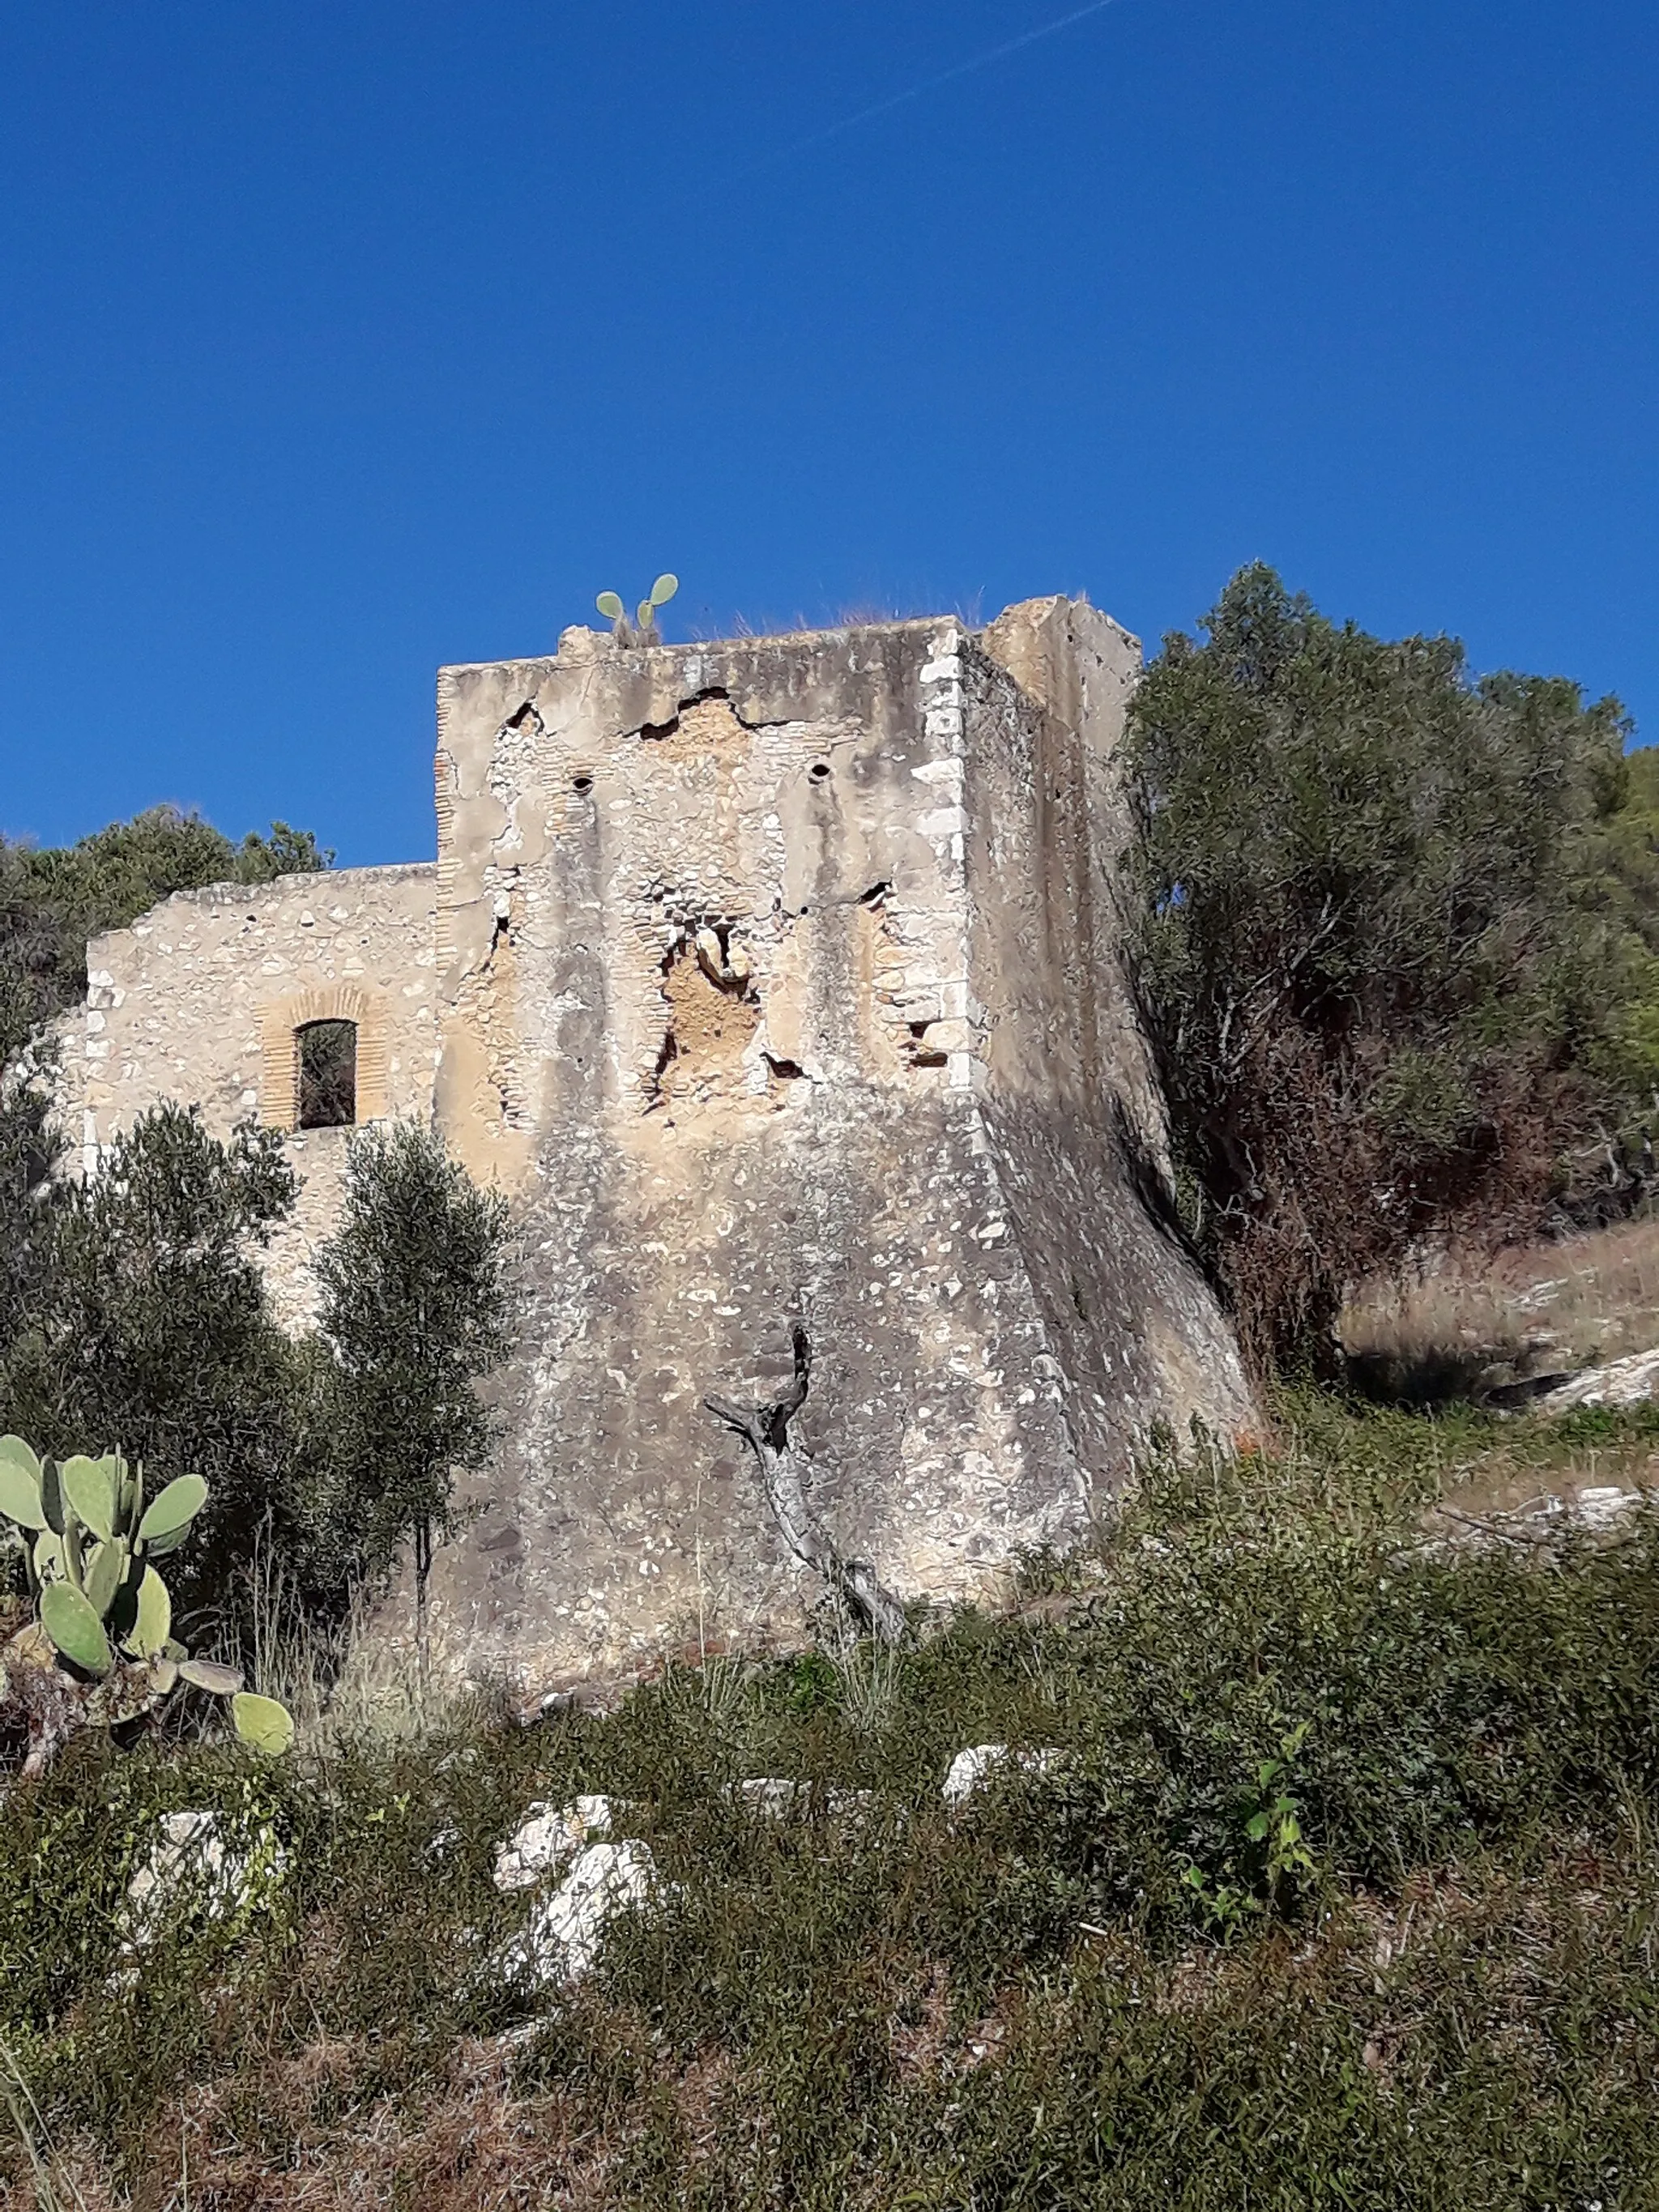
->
<box><xmin>706</xmin><ymin>1322</ymin><xmax>906</xmax><ymax>1645</ymax></box>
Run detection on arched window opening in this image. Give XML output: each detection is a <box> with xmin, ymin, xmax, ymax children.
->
<box><xmin>297</xmin><ymin>1019</ymin><xmax>357</xmax><ymax>1129</ymax></box>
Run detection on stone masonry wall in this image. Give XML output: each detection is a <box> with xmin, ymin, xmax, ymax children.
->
<box><xmin>425</xmin><ymin>604</ymin><xmax>1252</xmax><ymax>1688</ymax></box>
<box><xmin>966</xmin><ymin>600</ymin><xmax>1249</xmax><ymax>1470</ymax></box>
<box><xmin>59</xmin><ymin>865</ymin><xmax>439</xmax><ymax>1322</ymax></box>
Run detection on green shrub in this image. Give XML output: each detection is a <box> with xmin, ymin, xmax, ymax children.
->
<box><xmin>5</xmin><ymin>1401</ymin><xmax>1657</xmax><ymax>2201</ymax></box>
<box><xmin>1124</xmin><ymin>563</ymin><xmax>1646</xmax><ymax>1371</ymax></box>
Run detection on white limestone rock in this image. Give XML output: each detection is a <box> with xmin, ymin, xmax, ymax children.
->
<box><xmin>942</xmin><ymin>1744</ymin><xmax>1066</xmax><ymax>1809</ymax></box>
<box><xmin>1573</xmin><ymin>1484</ymin><xmax>1642</xmax><ymax>1530</ymax></box>
<box><xmin>493</xmin><ymin>1793</ymin><xmax>616</xmax><ymax>1893</ymax></box>
<box><xmin>1532</xmin><ymin>1345</ymin><xmax>1659</xmax><ymax>1411</ymax></box>
<box><xmin>121</xmin><ymin>1809</ymin><xmax>288</xmax><ymax>1950</ymax></box>
<box><xmin>496</xmin><ymin>1839</ymin><xmax>660</xmax><ymax>1989</ymax></box>
<box><xmin>737</xmin><ymin>1776</ymin><xmax>808</xmax><ymax>1818</ymax></box>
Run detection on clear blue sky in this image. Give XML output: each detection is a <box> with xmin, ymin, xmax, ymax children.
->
<box><xmin>2</xmin><ymin>1</ymin><xmax>1655</xmax><ymax>866</ymax></box>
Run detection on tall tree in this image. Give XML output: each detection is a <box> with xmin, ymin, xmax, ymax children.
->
<box><xmin>312</xmin><ymin>1123</ymin><xmax>512</xmax><ymax>1647</ymax></box>
<box><xmin>1123</xmin><ymin>563</ymin><xmax>1648</xmax><ymax>1373</ymax></box>
<box><xmin>0</xmin><ymin>1104</ymin><xmax>312</xmax><ymax>1622</ymax></box>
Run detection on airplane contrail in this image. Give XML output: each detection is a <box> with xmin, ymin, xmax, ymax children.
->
<box><xmin>745</xmin><ymin>0</ymin><xmax>1128</xmax><ymax>173</ymax></box>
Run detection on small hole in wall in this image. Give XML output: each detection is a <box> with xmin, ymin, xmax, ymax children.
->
<box><xmin>906</xmin><ymin>1019</ymin><xmax>948</xmax><ymax>1072</ymax></box>
<box><xmin>573</xmin><ymin>774</ymin><xmax>595</xmax><ymax>795</ymax></box>
<box><xmin>808</xmin><ymin>761</ymin><xmax>831</xmax><ymax>783</ymax></box>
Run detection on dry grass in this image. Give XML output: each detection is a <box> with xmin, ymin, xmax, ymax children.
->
<box><xmin>39</xmin><ymin>1849</ymin><xmax>1658</xmax><ymax>2210</ymax></box>
<box><xmin>1341</xmin><ymin>1212</ymin><xmax>1659</xmax><ymax>1402</ymax></box>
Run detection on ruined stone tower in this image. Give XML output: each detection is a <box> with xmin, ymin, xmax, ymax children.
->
<box><xmin>62</xmin><ymin>596</ymin><xmax>1252</xmax><ymax>1686</ymax></box>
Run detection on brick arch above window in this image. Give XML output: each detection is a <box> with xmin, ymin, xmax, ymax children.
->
<box><xmin>257</xmin><ymin>984</ymin><xmax>391</xmax><ymax>1131</ymax></box>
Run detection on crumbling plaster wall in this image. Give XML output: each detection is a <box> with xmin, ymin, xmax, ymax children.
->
<box><xmin>61</xmin><ymin>865</ymin><xmax>439</xmax><ymax>1322</ymax></box>
<box><xmin>427</xmin><ymin>604</ymin><xmax>1252</xmax><ymax>1687</ymax></box>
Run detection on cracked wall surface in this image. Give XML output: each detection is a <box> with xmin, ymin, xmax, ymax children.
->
<box><xmin>426</xmin><ymin>601</ymin><xmax>1253</xmax><ymax>1686</ymax></box>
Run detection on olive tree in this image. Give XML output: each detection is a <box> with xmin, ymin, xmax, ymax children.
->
<box><xmin>312</xmin><ymin>1123</ymin><xmax>512</xmax><ymax>1644</ymax></box>
<box><xmin>1122</xmin><ymin>563</ymin><xmax>1646</xmax><ymax>1373</ymax></box>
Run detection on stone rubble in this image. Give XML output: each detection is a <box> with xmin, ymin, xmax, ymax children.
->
<box><xmin>494</xmin><ymin>1839</ymin><xmax>661</xmax><ymax>1990</ymax></box>
<box><xmin>493</xmin><ymin>1793</ymin><xmax>617</xmax><ymax>1893</ymax></box>
<box><xmin>1530</xmin><ymin>1345</ymin><xmax>1659</xmax><ymax>1412</ymax></box>
<box><xmin>736</xmin><ymin>1776</ymin><xmax>808</xmax><ymax>1818</ymax></box>
<box><xmin>941</xmin><ymin>1744</ymin><xmax>1067</xmax><ymax>1809</ymax></box>
<box><xmin>121</xmin><ymin>1808</ymin><xmax>288</xmax><ymax>1950</ymax></box>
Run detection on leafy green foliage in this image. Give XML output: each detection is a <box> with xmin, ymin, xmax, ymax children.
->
<box><xmin>0</xmin><ymin>1070</ymin><xmax>57</xmax><ymax>1370</ymax></box>
<box><xmin>0</xmin><ymin>1105</ymin><xmax>317</xmax><ymax>1620</ymax></box>
<box><xmin>0</xmin><ymin>805</ymin><xmax>328</xmax><ymax>1401</ymax></box>
<box><xmin>1124</xmin><ymin>563</ymin><xmax>1644</xmax><ymax>1370</ymax></box>
<box><xmin>310</xmin><ymin>1122</ymin><xmax>512</xmax><ymax>1605</ymax></box>
<box><xmin>0</xmin><ymin>1106</ymin><xmax>513</xmax><ymax>1648</ymax></box>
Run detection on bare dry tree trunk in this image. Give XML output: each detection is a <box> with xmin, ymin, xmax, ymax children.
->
<box><xmin>705</xmin><ymin>1322</ymin><xmax>906</xmax><ymax>1645</ymax></box>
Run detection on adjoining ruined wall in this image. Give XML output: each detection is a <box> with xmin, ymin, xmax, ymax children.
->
<box><xmin>58</xmin><ymin>866</ymin><xmax>439</xmax><ymax>1322</ymax></box>
<box><xmin>428</xmin><ymin>606</ymin><xmax>1252</xmax><ymax>1687</ymax></box>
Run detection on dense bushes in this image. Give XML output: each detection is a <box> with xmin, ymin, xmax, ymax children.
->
<box><xmin>0</xmin><ymin>1108</ymin><xmax>307</xmax><ymax>1614</ymax></box>
<box><xmin>4</xmin><ymin>1403</ymin><xmax>1658</xmax><ymax>2202</ymax></box>
<box><xmin>1124</xmin><ymin>563</ymin><xmax>1653</xmax><ymax>1373</ymax></box>
<box><xmin>313</xmin><ymin>1121</ymin><xmax>512</xmax><ymax>1613</ymax></box>
<box><xmin>0</xmin><ymin>1104</ymin><xmax>512</xmax><ymax>1649</ymax></box>
<box><xmin>0</xmin><ymin>803</ymin><xmax>511</xmax><ymax>1639</ymax></box>
<box><xmin>0</xmin><ymin>805</ymin><xmax>331</xmax><ymax>1460</ymax></box>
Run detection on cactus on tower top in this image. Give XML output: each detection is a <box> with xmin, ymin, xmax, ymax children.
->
<box><xmin>595</xmin><ymin>573</ymin><xmax>678</xmax><ymax>645</ymax></box>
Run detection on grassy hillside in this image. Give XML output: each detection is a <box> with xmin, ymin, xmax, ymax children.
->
<box><xmin>6</xmin><ymin>1395</ymin><xmax>1659</xmax><ymax>2208</ymax></box>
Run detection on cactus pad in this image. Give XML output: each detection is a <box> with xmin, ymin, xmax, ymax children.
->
<box><xmin>0</xmin><ymin>1455</ymin><xmax>46</xmax><ymax>1532</ymax></box>
<box><xmin>83</xmin><ymin>1537</ymin><xmax>127</xmax><ymax>1617</ymax></box>
<box><xmin>232</xmin><ymin>1693</ymin><xmax>296</xmax><ymax>1755</ymax></box>
<box><xmin>0</xmin><ymin>1434</ymin><xmax>42</xmax><ymax>1480</ymax></box>
<box><xmin>139</xmin><ymin>1473</ymin><xmax>207</xmax><ymax>1545</ymax></box>
<box><xmin>133</xmin><ymin>1566</ymin><xmax>172</xmax><ymax>1657</ymax></box>
<box><xmin>41</xmin><ymin>1583</ymin><xmax>113</xmax><ymax>1677</ymax></box>
<box><xmin>61</xmin><ymin>1454</ymin><xmax>120</xmax><ymax>1540</ymax></box>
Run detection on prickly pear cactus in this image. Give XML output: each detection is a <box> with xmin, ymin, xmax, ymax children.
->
<box><xmin>0</xmin><ymin>1436</ymin><xmax>293</xmax><ymax>1772</ymax></box>
<box><xmin>595</xmin><ymin>571</ymin><xmax>677</xmax><ymax>643</ymax></box>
